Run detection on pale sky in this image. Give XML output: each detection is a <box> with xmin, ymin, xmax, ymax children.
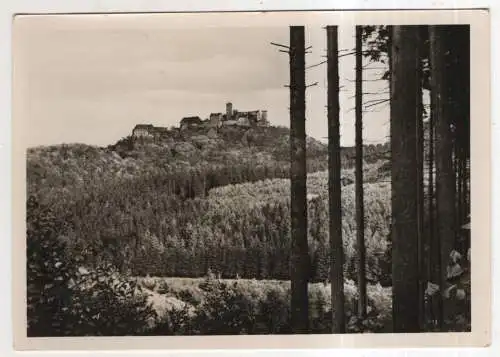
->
<box><xmin>14</xmin><ymin>14</ymin><xmax>390</xmax><ymax>148</ymax></box>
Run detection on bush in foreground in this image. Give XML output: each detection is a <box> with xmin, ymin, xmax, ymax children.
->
<box><xmin>147</xmin><ymin>275</ymin><xmax>393</xmax><ymax>335</ymax></box>
<box><xmin>26</xmin><ymin>195</ymin><xmax>156</xmax><ymax>336</ymax></box>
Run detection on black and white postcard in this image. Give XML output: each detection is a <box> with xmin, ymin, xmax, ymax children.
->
<box><xmin>11</xmin><ymin>9</ymin><xmax>491</xmax><ymax>350</ymax></box>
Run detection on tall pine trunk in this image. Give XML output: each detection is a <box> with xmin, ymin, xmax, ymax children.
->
<box><xmin>289</xmin><ymin>26</ymin><xmax>309</xmax><ymax>334</ymax></box>
<box><xmin>461</xmin><ymin>26</ymin><xmax>471</xmax><ymax>232</ymax></box>
<box><xmin>429</xmin><ymin>26</ymin><xmax>456</xmax><ymax>330</ymax></box>
<box><xmin>327</xmin><ymin>25</ymin><xmax>345</xmax><ymax>333</ymax></box>
<box><xmin>427</xmin><ymin>79</ymin><xmax>441</xmax><ymax>327</ymax></box>
<box><xmin>415</xmin><ymin>27</ymin><xmax>425</xmax><ymax>330</ymax></box>
<box><xmin>390</xmin><ymin>26</ymin><xmax>421</xmax><ymax>332</ymax></box>
<box><xmin>449</xmin><ymin>26</ymin><xmax>471</xmax><ymax>252</ymax></box>
<box><xmin>454</xmin><ymin>145</ymin><xmax>461</xmax><ymax>241</ymax></box>
<box><xmin>355</xmin><ymin>25</ymin><xmax>367</xmax><ymax>319</ymax></box>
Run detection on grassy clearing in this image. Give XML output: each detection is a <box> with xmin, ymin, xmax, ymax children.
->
<box><xmin>136</xmin><ymin>276</ymin><xmax>393</xmax><ymax>334</ymax></box>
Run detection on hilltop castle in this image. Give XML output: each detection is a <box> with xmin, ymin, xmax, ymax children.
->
<box><xmin>132</xmin><ymin>102</ymin><xmax>269</xmax><ymax>138</ymax></box>
<box><xmin>180</xmin><ymin>102</ymin><xmax>268</xmax><ymax>130</ymax></box>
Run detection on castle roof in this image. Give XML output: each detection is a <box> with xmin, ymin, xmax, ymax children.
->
<box><xmin>133</xmin><ymin>124</ymin><xmax>154</xmax><ymax>130</ymax></box>
<box><xmin>181</xmin><ymin>116</ymin><xmax>202</xmax><ymax>125</ymax></box>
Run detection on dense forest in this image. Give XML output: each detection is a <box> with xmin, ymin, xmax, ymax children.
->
<box><xmin>27</xmin><ymin>124</ymin><xmax>391</xmax><ymax>280</ymax></box>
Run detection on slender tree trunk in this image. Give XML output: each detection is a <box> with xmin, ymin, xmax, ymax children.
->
<box><xmin>415</xmin><ymin>28</ymin><xmax>425</xmax><ymax>330</ymax></box>
<box><xmin>451</xmin><ymin>26</ymin><xmax>470</xmax><ymax>232</ymax></box>
<box><xmin>453</xmin><ymin>142</ymin><xmax>461</xmax><ymax>247</ymax></box>
<box><xmin>289</xmin><ymin>26</ymin><xmax>309</xmax><ymax>334</ymax></box>
<box><xmin>429</xmin><ymin>26</ymin><xmax>456</xmax><ymax>330</ymax></box>
<box><xmin>427</xmin><ymin>84</ymin><xmax>441</xmax><ymax>328</ymax></box>
<box><xmin>456</xmin><ymin>146</ymin><xmax>463</xmax><ymax>233</ymax></box>
<box><xmin>462</xmin><ymin>155</ymin><xmax>469</xmax><ymax>222</ymax></box>
<box><xmin>355</xmin><ymin>25</ymin><xmax>367</xmax><ymax>319</ymax></box>
<box><xmin>390</xmin><ymin>25</ymin><xmax>421</xmax><ymax>332</ymax></box>
<box><xmin>461</xmin><ymin>27</ymin><xmax>471</xmax><ymax>227</ymax></box>
<box><xmin>327</xmin><ymin>25</ymin><xmax>345</xmax><ymax>333</ymax></box>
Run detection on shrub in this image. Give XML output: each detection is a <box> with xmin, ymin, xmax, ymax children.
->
<box><xmin>148</xmin><ymin>278</ymin><xmax>393</xmax><ymax>335</ymax></box>
<box><xmin>67</xmin><ymin>264</ymin><xmax>157</xmax><ymax>336</ymax></box>
<box><xmin>149</xmin><ymin>305</ymin><xmax>195</xmax><ymax>335</ymax></box>
<box><xmin>177</xmin><ymin>287</ymin><xmax>204</xmax><ymax>307</ymax></box>
<box><xmin>194</xmin><ymin>278</ymin><xmax>259</xmax><ymax>335</ymax></box>
<box><xmin>142</xmin><ymin>276</ymin><xmax>158</xmax><ymax>291</ymax></box>
<box><xmin>157</xmin><ymin>280</ymin><xmax>170</xmax><ymax>294</ymax></box>
<box><xmin>26</xmin><ymin>195</ymin><xmax>157</xmax><ymax>336</ymax></box>
<box><xmin>256</xmin><ymin>288</ymin><xmax>291</xmax><ymax>334</ymax></box>
<box><xmin>424</xmin><ymin>249</ymin><xmax>471</xmax><ymax>332</ymax></box>
<box><xmin>26</xmin><ymin>195</ymin><xmax>78</xmax><ymax>336</ymax></box>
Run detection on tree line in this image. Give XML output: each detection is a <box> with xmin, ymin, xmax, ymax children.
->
<box><xmin>285</xmin><ymin>25</ymin><xmax>470</xmax><ymax>333</ymax></box>
<box><xmin>28</xmin><ymin>165</ymin><xmax>391</xmax><ymax>284</ymax></box>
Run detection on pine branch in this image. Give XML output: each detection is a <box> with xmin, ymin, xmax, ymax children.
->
<box><xmin>344</xmin><ymin>77</ymin><xmax>386</xmax><ymax>83</ymax></box>
<box><xmin>364</xmin><ymin>98</ymin><xmax>391</xmax><ymax>105</ymax></box>
<box><xmin>306</xmin><ymin>60</ymin><xmax>327</xmax><ymax>69</ymax></box>
<box><xmin>364</xmin><ymin>98</ymin><xmax>390</xmax><ymax>109</ymax></box>
<box><xmin>270</xmin><ymin>42</ymin><xmax>290</xmax><ymax>50</ymax></box>
<box><xmin>348</xmin><ymin>91</ymin><xmax>390</xmax><ymax>99</ymax></box>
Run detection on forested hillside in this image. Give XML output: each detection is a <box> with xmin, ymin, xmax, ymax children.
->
<box><xmin>27</xmin><ymin>125</ymin><xmax>389</xmax><ymax>204</ymax></box>
<box><xmin>26</xmin><ymin>125</ymin><xmax>394</xmax><ymax>336</ymax></box>
<box><xmin>27</xmin><ymin>125</ymin><xmax>391</xmax><ymax>284</ymax></box>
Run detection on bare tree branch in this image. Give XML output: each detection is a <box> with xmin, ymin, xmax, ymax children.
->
<box><xmin>344</xmin><ymin>77</ymin><xmax>387</xmax><ymax>83</ymax></box>
<box><xmin>364</xmin><ymin>98</ymin><xmax>390</xmax><ymax>109</ymax></box>
<box><xmin>306</xmin><ymin>60</ymin><xmax>327</xmax><ymax>69</ymax></box>
<box><xmin>364</xmin><ymin>98</ymin><xmax>391</xmax><ymax>105</ymax></box>
<box><xmin>270</xmin><ymin>42</ymin><xmax>290</xmax><ymax>50</ymax></box>
<box><xmin>348</xmin><ymin>91</ymin><xmax>390</xmax><ymax>99</ymax></box>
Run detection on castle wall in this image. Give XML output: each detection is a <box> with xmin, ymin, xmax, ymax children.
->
<box><xmin>133</xmin><ymin>128</ymin><xmax>153</xmax><ymax>138</ymax></box>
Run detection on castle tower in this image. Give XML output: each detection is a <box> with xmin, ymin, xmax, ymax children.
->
<box><xmin>261</xmin><ymin>110</ymin><xmax>268</xmax><ymax>125</ymax></box>
<box><xmin>226</xmin><ymin>102</ymin><xmax>233</xmax><ymax>121</ymax></box>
